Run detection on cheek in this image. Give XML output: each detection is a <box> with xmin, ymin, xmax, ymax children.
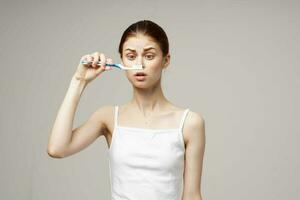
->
<box><xmin>144</xmin><ymin>59</ymin><xmax>164</xmax><ymax>76</ymax></box>
<box><xmin>122</xmin><ymin>58</ymin><xmax>132</xmax><ymax>66</ymax></box>
<box><xmin>145</xmin><ymin>58</ymin><xmax>162</xmax><ymax>68</ymax></box>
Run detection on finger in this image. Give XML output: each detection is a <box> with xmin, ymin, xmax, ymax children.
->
<box><xmin>80</xmin><ymin>55</ymin><xmax>89</xmax><ymax>65</ymax></box>
<box><xmin>95</xmin><ymin>63</ymin><xmax>105</xmax><ymax>75</ymax></box>
<box><xmin>84</xmin><ymin>55</ymin><xmax>93</xmax><ymax>68</ymax></box>
<box><xmin>99</xmin><ymin>53</ymin><xmax>106</xmax><ymax>70</ymax></box>
<box><xmin>92</xmin><ymin>52</ymin><xmax>100</xmax><ymax>68</ymax></box>
<box><xmin>87</xmin><ymin>55</ymin><xmax>93</xmax><ymax>63</ymax></box>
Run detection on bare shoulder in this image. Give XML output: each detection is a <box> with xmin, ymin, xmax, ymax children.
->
<box><xmin>93</xmin><ymin>105</ymin><xmax>114</xmax><ymax>119</ymax></box>
<box><xmin>186</xmin><ymin>110</ymin><xmax>205</xmax><ymax>128</ymax></box>
<box><xmin>184</xmin><ymin>110</ymin><xmax>205</xmax><ymax>143</ymax></box>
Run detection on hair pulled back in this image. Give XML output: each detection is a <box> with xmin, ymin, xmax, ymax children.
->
<box><xmin>118</xmin><ymin>20</ymin><xmax>169</xmax><ymax>58</ymax></box>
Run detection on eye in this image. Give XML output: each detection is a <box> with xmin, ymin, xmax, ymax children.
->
<box><xmin>145</xmin><ymin>54</ymin><xmax>155</xmax><ymax>59</ymax></box>
<box><xmin>126</xmin><ymin>54</ymin><xmax>136</xmax><ymax>60</ymax></box>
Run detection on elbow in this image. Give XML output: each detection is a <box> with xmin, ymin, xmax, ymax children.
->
<box><xmin>47</xmin><ymin>146</ymin><xmax>65</xmax><ymax>158</ymax></box>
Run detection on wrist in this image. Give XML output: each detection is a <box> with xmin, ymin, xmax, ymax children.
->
<box><xmin>70</xmin><ymin>75</ymin><xmax>88</xmax><ymax>93</ymax></box>
<box><xmin>72</xmin><ymin>74</ymin><xmax>88</xmax><ymax>84</ymax></box>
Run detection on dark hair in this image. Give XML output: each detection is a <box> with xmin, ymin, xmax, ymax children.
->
<box><xmin>118</xmin><ymin>20</ymin><xmax>169</xmax><ymax>58</ymax></box>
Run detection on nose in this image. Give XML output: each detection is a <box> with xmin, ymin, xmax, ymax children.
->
<box><xmin>136</xmin><ymin>58</ymin><xmax>145</xmax><ymax>69</ymax></box>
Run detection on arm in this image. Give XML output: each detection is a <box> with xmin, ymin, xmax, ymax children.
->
<box><xmin>47</xmin><ymin>75</ymin><xmax>109</xmax><ymax>158</ymax></box>
<box><xmin>182</xmin><ymin>112</ymin><xmax>206</xmax><ymax>200</ymax></box>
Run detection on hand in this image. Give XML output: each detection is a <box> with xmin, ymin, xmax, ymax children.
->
<box><xmin>73</xmin><ymin>52</ymin><xmax>113</xmax><ymax>84</ymax></box>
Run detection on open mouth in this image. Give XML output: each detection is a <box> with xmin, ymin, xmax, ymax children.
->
<box><xmin>134</xmin><ymin>72</ymin><xmax>147</xmax><ymax>76</ymax></box>
<box><xmin>134</xmin><ymin>72</ymin><xmax>147</xmax><ymax>81</ymax></box>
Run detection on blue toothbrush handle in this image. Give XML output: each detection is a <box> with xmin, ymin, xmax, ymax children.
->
<box><xmin>80</xmin><ymin>61</ymin><xmax>121</xmax><ymax>70</ymax></box>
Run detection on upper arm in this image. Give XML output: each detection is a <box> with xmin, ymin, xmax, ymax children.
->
<box><xmin>62</xmin><ymin>105</ymin><xmax>112</xmax><ymax>158</ymax></box>
<box><xmin>182</xmin><ymin>111</ymin><xmax>206</xmax><ymax>199</ymax></box>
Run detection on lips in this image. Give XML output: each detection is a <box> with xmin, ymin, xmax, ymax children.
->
<box><xmin>134</xmin><ymin>72</ymin><xmax>147</xmax><ymax>76</ymax></box>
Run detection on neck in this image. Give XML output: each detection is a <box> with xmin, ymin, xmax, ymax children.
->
<box><xmin>129</xmin><ymin>81</ymin><xmax>170</xmax><ymax>117</ymax></box>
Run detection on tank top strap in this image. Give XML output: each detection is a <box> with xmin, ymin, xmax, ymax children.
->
<box><xmin>179</xmin><ymin>108</ymin><xmax>190</xmax><ymax>131</ymax></box>
<box><xmin>114</xmin><ymin>105</ymin><xmax>119</xmax><ymax>127</ymax></box>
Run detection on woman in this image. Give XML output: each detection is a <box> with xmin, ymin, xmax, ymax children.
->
<box><xmin>47</xmin><ymin>20</ymin><xmax>205</xmax><ymax>200</ymax></box>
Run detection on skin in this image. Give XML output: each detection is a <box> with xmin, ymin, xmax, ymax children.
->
<box><xmin>47</xmin><ymin>34</ymin><xmax>205</xmax><ymax>200</ymax></box>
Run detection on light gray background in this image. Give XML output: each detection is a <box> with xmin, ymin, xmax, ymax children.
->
<box><xmin>1</xmin><ymin>0</ymin><xmax>299</xmax><ymax>199</ymax></box>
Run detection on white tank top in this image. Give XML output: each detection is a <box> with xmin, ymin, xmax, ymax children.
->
<box><xmin>108</xmin><ymin>105</ymin><xmax>190</xmax><ymax>200</ymax></box>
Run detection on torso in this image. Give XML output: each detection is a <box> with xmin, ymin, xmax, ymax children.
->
<box><xmin>103</xmin><ymin>103</ymin><xmax>190</xmax><ymax>150</ymax></box>
<box><xmin>107</xmin><ymin>104</ymin><xmax>190</xmax><ymax>199</ymax></box>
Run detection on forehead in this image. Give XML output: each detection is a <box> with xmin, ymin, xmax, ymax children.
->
<box><xmin>123</xmin><ymin>35</ymin><xmax>159</xmax><ymax>51</ymax></box>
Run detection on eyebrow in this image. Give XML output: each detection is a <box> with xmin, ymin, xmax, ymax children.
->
<box><xmin>124</xmin><ymin>47</ymin><xmax>156</xmax><ymax>52</ymax></box>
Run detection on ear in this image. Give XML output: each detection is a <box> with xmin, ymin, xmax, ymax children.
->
<box><xmin>163</xmin><ymin>54</ymin><xmax>170</xmax><ymax>69</ymax></box>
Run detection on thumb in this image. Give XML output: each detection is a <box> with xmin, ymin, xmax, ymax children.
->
<box><xmin>95</xmin><ymin>64</ymin><xmax>106</xmax><ymax>76</ymax></box>
<box><xmin>105</xmin><ymin>58</ymin><xmax>113</xmax><ymax>71</ymax></box>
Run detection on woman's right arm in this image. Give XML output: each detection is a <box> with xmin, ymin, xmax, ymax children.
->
<box><xmin>47</xmin><ymin>52</ymin><xmax>113</xmax><ymax>158</ymax></box>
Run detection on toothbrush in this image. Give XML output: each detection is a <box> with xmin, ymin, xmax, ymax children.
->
<box><xmin>80</xmin><ymin>60</ymin><xmax>143</xmax><ymax>70</ymax></box>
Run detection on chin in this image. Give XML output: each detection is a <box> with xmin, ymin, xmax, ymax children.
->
<box><xmin>132</xmin><ymin>82</ymin><xmax>150</xmax><ymax>89</ymax></box>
